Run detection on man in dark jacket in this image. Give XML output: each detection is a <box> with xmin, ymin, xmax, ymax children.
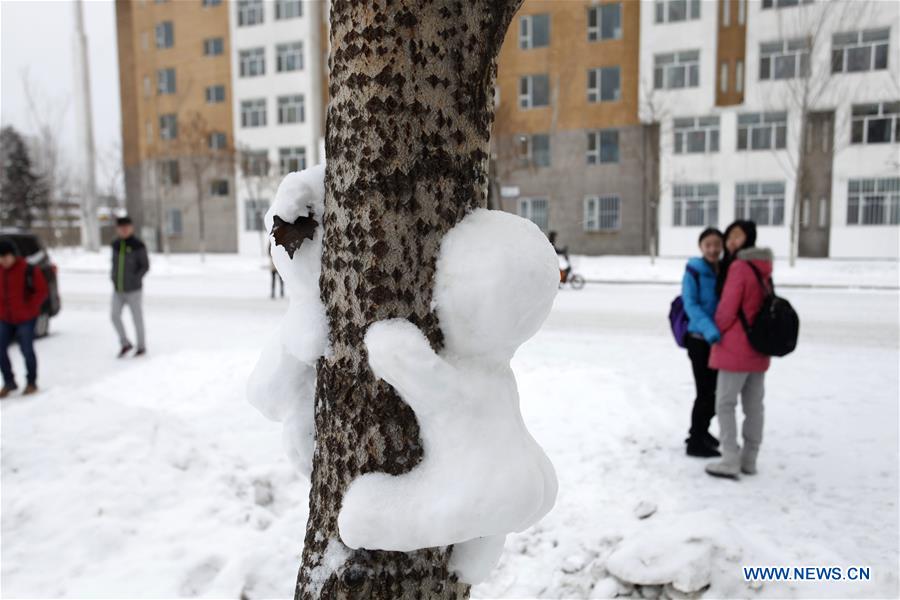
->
<box><xmin>0</xmin><ymin>239</ymin><xmax>49</xmax><ymax>397</ymax></box>
<box><xmin>110</xmin><ymin>216</ymin><xmax>150</xmax><ymax>357</ymax></box>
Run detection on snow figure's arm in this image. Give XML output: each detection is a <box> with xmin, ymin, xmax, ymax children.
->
<box><xmin>449</xmin><ymin>535</ymin><xmax>506</xmax><ymax>585</ymax></box>
<box><xmin>364</xmin><ymin>319</ymin><xmax>458</xmax><ymax>411</ymax></box>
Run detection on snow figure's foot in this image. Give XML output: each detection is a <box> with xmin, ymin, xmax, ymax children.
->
<box><xmin>449</xmin><ymin>534</ymin><xmax>506</xmax><ymax>584</ymax></box>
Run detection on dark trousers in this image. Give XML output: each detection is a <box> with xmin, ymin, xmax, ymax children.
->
<box><xmin>0</xmin><ymin>319</ymin><xmax>37</xmax><ymax>388</ymax></box>
<box><xmin>686</xmin><ymin>335</ymin><xmax>717</xmax><ymax>441</ymax></box>
<box><xmin>271</xmin><ymin>271</ymin><xmax>284</xmax><ymax>298</ymax></box>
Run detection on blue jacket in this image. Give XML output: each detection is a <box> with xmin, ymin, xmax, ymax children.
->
<box><xmin>682</xmin><ymin>257</ymin><xmax>720</xmax><ymax>344</ymax></box>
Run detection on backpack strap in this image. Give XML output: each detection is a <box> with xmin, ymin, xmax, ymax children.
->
<box><xmin>24</xmin><ymin>264</ymin><xmax>35</xmax><ymax>298</ymax></box>
<box><xmin>685</xmin><ymin>265</ymin><xmax>700</xmax><ymax>284</ymax></box>
<box><xmin>738</xmin><ymin>261</ymin><xmax>772</xmax><ymax>334</ymax></box>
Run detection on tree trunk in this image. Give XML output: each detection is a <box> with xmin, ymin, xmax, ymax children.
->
<box><xmin>790</xmin><ymin>115</ymin><xmax>807</xmax><ymax>268</ymax></box>
<box><xmin>296</xmin><ymin>1</ymin><xmax>521</xmax><ymax>598</ymax></box>
<box><xmin>197</xmin><ymin>178</ymin><xmax>206</xmax><ymax>262</ymax></box>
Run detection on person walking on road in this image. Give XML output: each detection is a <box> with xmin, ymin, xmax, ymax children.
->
<box><xmin>111</xmin><ymin>216</ymin><xmax>149</xmax><ymax>358</ymax></box>
<box><xmin>681</xmin><ymin>227</ymin><xmax>724</xmax><ymax>458</ymax></box>
<box><xmin>0</xmin><ymin>239</ymin><xmax>48</xmax><ymax>397</ymax></box>
<box><xmin>706</xmin><ymin>224</ymin><xmax>773</xmax><ymax>479</ymax></box>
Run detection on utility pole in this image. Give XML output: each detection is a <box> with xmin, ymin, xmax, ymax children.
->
<box><xmin>73</xmin><ymin>0</ymin><xmax>100</xmax><ymax>251</ymax></box>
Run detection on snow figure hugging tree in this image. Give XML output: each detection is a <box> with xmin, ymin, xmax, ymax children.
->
<box><xmin>247</xmin><ymin>164</ymin><xmax>327</xmax><ymax>479</ymax></box>
<box><xmin>337</xmin><ymin>208</ymin><xmax>560</xmax><ymax>584</ymax></box>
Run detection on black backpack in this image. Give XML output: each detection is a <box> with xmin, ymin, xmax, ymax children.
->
<box><xmin>738</xmin><ymin>263</ymin><xmax>799</xmax><ymax>357</ymax></box>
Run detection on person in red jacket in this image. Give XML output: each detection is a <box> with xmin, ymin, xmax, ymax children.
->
<box><xmin>0</xmin><ymin>239</ymin><xmax>49</xmax><ymax>398</ymax></box>
<box><xmin>705</xmin><ymin>223</ymin><xmax>773</xmax><ymax>479</ymax></box>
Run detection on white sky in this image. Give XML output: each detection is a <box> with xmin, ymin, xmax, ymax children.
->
<box><xmin>0</xmin><ymin>0</ymin><xmax>121</xmax><ymax>191</ymax></box>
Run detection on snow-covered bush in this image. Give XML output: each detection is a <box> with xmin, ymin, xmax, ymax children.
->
<box><xmin>338</xmin><ymin>209</ymin><xmax>560</xmax><ymax>583</ymax></box>
<box><xmin>247</xmin><ymin>164</ymin><xmax>327</xmax><ymax>479</ymax></box>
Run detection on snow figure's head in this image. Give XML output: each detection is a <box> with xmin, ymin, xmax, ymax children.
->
<box><xmin>265</xmin><ymin>163</ymin><xmax>327</xmax><ymax>290</ymax></box>
<box><xmin>434</xmin><ymin>209</ymin><xmax>559</xmax><ymax>360</ymax></box>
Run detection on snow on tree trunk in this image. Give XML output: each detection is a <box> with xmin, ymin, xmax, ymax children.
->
<box><xmin>295</xmin><ymin>1</ymin><xmax>522</xmax><ymax>598</ymax></box>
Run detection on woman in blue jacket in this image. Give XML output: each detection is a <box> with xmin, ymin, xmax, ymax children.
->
<box><xmin>682</xmin><ymin>227</ymin><xmax>724</xmax><ymax>457</ymax></box>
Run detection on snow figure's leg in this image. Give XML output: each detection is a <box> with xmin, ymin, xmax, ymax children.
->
<box><xmin>449</xmin><ymin>534</ymin><xmax>506</xmax><ymax>585</ymax></box>
<box><xmin>364</xmin><ymin>319</ymin><xmax>457</xmax><ymax>412</ymax></box>
<box><xmin>338</xmin><ymin>471</ymin><xmax>444</xmax><ymax>552</ymax></box>
<box><xmin>283</xmin><ymin>402</ymin><xmax>315</xmax><ymax>479</ymax></box>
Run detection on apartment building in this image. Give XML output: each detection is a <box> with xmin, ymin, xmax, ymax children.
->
<box><xmin>493</xmin><ymin>0</ymin><xmax>657</xmax><ymax>255</ymax></box>
<box><xmin>643</xmin><ymin>0</ymin><xmax>899</xmax><ymax>258</ymax></box>
<box><xmin>116</xmin><ymin>0</ymin><xmax>237</xmax><ymax>252</ymax></box>
<box><xmin>229</xmin><ymin>0</ymin><xmax>325</xmax><ymax>256</ymax></box>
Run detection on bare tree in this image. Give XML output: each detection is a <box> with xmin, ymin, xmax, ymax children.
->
<box><xmin>178</xmin><ymin>111</ymin><xmax>234</xmax><ymax>262</ymax></box>
<box><xmin>237</xmin><ymin>144</ymin><xmax>281</xmax><ymax>255</ymax></box>
<box><xmin>639</xmin><ymin>80</ymin><xmax>674</xmax><ymax>265</ymax></box>
<box><xmin>293</xmin><ymin>1</ymin><xmax>522</xmax><ymax>598</ymax></box>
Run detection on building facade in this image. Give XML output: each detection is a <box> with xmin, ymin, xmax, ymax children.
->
<box><xmin>643</xmin><ymin>0</ymin><xmax>899</xmax><ymax>259</ymax></box>
<box><xmin>229</xmin><ymin>0</ymin><xmax>325</xmax><ymax>256</ymax></box>
<box><xmin>493</xmin><ymin>0</ymin><xmax>657</xmax><ymax>255</ymax></box>
<box><xmin>116</xmin><ymin>0</ymin><xmax>237</xmax><ymax>253</ymax></box>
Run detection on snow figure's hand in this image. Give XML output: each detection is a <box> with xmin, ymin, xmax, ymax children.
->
<box><xmin>364</xmin><ymin>319</ymin><xmax>457</xmax><ymax>412</ymax></box>
<box><xmin>449</xmin><ymin>535</ymin><xmax>506</xmax><ymax>585</ymax></box>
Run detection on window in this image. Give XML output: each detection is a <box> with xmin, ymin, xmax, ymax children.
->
<box><xmin>159</xmin><ymin>159</ymin><xmax>179</xmax><ymax>185</ymax></box>
<box><xmin>143</xmin><ymin>76</ymin><xmax>151</xmax><ymax>97</ymax></box>
<box><xmin>519</xmin><ymin>14</ymin><xmax>550</xmax><ymax>49</ymax></box>
<box><xmin>517</xmin><ymin>134</ymin><xmax>551</xmax><ymax>167</ymax></box>
<box><xmin>760</xmin><ymin>38</ymin><xmax>810</xmax><ymax>80</ymax></box>
<box><xmin>276</xmin><ymin>41</ymin><xmax>304</xmax><ymax>72</ymax></box>
<box><xmin>518</xmin><ymin>197</ymin><xmax>549</xmax><ymax>231</ymax></box>
<box><xmin>818</xmin><ymin>197</ymin><xmax>828</xmax><ymax>227</ymax></box>
<box><xmin>208</xmin><ymin>132</ymin><xmax>227</xmax><ymax>150</ymax></box>
<box><xmin>655</xmin><ymin>0</ymin><xmax>700</xmax><ymax>23</ymax></box>
<box><xmin>241</xmin><ymin>99</ymin><xmax>267</xmax><ymax>128</ymax></box>
<box><xmin>146</xmin><ymin>120</ymin><xmax>152</xmax><ymax>140</ymax></box>
<box><xmin>239</xmin><ymin>47</ymin><xmax>266</xmax><ymax>77</ymax></box>
<box><xmin>155</xmin><ymin>21</ymin><xmax>173</xmax><ymax>49</ymax></box>
<box><xmin>157</xmin><ymin>68</ymin><xmax>176</xmax><ymax>94</ymax></box>
<box><xmin>720</xmin><ymin>62</ymin><xmax>728</xmax><ymax>93</ymax></box>
<box><xmin>762</xmin><ymin>0</ymin><xmax>814</xmax><ymax>8</ymax></box>
<box><xmin>738</xmin><ymin>0</ymin><xmax>746</xmax><ymax>24</ymax></box>
<box><xmin>210</xmin><ymin>180</ymin><xmax>229</xmax><ymax>197</ymax></box>
<box><xmin>166</xmin><ymin>208</ymin><xmax>183</xmax><ymax>236</ymax></box>
<box><xmin>205</xmin><ymin>85</ymin><xmax>225</xmax><ymax>104</ymax></box>
<box><xmin>735</xmin><ymin>181</ymin><xmax>786</xmax><ymax>225</ymax></box>
<box><xmin>832</xmin><ymin>29</ymin><xmax>889</xmax><ymax>73</ymax></box>
<box><xmin>519</xmin><ymin>75</ymin><xmax>550</xmax><ymax>108</ymax></box>
<box><xmin>722</xmin><ymin>0</ymin><xmax>730</xmax><ymax>26</ymax></box>
<box><xmin>275</xmin><ymin>0</ymin><xmax>302</xmax><ymax>19</ymax></box>
<box><xmin>736</xmin><ymin>60</ymin><xmax>744</xmax><ymax>92</ymax></box>
<box><xmin>847</xmin><ymin>178</ymin><xmax>900</xmax><ymax>225</ymax></box>
<box><xmin>588</xmin><ymin>3</ymin><xmax>621</xmax><ymax>41</ymax></box>
<box><xmin>159</xmin><ymin>114</ymin><xmax>177</xmax><ymax>140</ymax></box>
<box><xmin>584</xmin><ymin>195</ymin><xmax>621</xmax><ymax>231</ymax></box>
<box><xmin>587</xmin><ymin>129</ymin><xmax>619</xmax><ymax>164</ymax></box>
<box><xmin>141</xmin><ymin>31</ymin><xmax>149</xmax><ymax>51</ymax></box>
<box><xmin>851</xmin><ymin>102</ymin><xmax>900</xmax><ymax>144</ymax></box>
<box><xmin>237</xmin><ymin>0</ymin><xmax>264</xmax><ymax>26</ymax></box>
<box><xmin>242</xmin><ymin>150</ymin><xmax>269</xmax><ymax>177</ymax></box>
<box><xmin>674</xmin><ymin>116</ymin><xmax>720</xmax><ymax>154</ymax></box>
<box><xmin>277</xmin><ymin>94</ymin><xmax>305</xmax><ymax>124</ymax></box>
<box><xmin>654</xmin><ymin>50</ymin><xmax>700</xmax><ymax>89</ymax></box>
<box><xmin>673</xmin><ymin>184</ymin><xmax>718</xmax><ymax>226</ymax></box>
<box><xmin>587</xmin><ymin>67</ymin><xmax>621</xmax><ymax>102</ymax></box>
<box><xmin>737</xmin><ymin>112</ymin><xmax>787</xmax><ymax>150</ymax></box>
<box><xmin>203</xmin><ymin>37</ymin><xmax>224</xmax><ymax>56</ymax></box>
<box><xmin>245</xmin><ymin>199</ymin><xmax>269</xmax><ymax>231</ymax></box>
<box><xmin>202</xmin><ymin>0</ymin><xmax>222</xmax><ymax>6</ymax></box>
<box><xmin>279</xmin><ymin>147</ymin><xmax>307</xmax><ymax>175</ymax></box>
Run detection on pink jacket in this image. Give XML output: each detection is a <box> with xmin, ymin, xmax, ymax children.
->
<box><xmin>709</xmin><ymin>247</ymin><xmax>774</xmax><ymax>373</ymax></box>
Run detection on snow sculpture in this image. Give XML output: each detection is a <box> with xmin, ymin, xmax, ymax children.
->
<box><xmin>338</xmin><ymin>208</ymin><xmax>560</xmax><ymax>583</ymax></box>
<box><xmin>247</xmin><ymin>164</ymin><xmax>327</xmax><ymax>479</ymax></box>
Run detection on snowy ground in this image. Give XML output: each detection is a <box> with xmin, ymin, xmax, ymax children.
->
<box><xmin>1</xmin><ymin>252</ymin><xmax>898</xmax><ymax>599</ymax></box>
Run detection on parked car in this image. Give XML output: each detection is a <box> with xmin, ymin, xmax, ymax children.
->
<box><xmin>0</xmin><ymin>230</ymin><xmax>61</xmax><ymax>337</ymax></box>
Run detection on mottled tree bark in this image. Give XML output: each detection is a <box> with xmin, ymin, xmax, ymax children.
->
<box><xmin>296</xmin><ymin>1</ymin><xmax>522</xmax><ymax>598</ymax></box>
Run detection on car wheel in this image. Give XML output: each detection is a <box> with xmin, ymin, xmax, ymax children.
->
<box><xmin>35</xmin><ymin>313</ymin><xmax>50</xmax><ymax>338</ymax></box>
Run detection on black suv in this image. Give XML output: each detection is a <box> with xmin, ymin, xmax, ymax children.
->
<box><xmin>0</xmin><ymin>231</ymin><xmax>61</xmax><ymax>337</ymax></box>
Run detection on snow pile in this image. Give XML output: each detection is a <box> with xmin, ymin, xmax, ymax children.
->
<box><xmin>247</xmin><ymin>164</ymin><xmax>327</xmax><ymax>479</ymax></box>
<box><xmin>338</xmin><ymin>209</ymin><xmax>561</xmax><ymax>584</ymax></box>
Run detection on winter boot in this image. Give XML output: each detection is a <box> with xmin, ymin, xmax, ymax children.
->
<box><xmin>704</xmin><ymin>431</ymin><xmax>720</xmax><ymax>448</ymax></box>
<box><xmin>118</xmin><ymin>344</ymin><xmax>134</xmax><ymax>358</ymax></box>
<box><xmin>741</xmin><ymin>448</ymin><xmax>758</xmax><ymax>475</ymax></box>
<box><xmin>705</xmin><ymin>452</ymin><xmax>740</xmax><ymax>479</ymax></box>
<box><xmin>22</xmin><ymin>384</ymin><xmax>38</xmax><ymax>396</ymax></box>
<box><xmin>0</xmin><ymin>385</ymin><xmax>17</xmax><ymax>399</ymax></box>
<box><xmin>134</xmin><ymin>348</ymin><xmax>147</xmax><ymax>357</ymax></box>
<box><xmin>686</xmin><ymin>438</ymin><xmax>721</xmax><ymax>458</ymax></box>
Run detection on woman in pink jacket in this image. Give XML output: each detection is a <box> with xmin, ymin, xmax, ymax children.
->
<box><xmin>706</xmin><ymin>222</ymin><xmax>773</xmax><ymax>479</ymax></box>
